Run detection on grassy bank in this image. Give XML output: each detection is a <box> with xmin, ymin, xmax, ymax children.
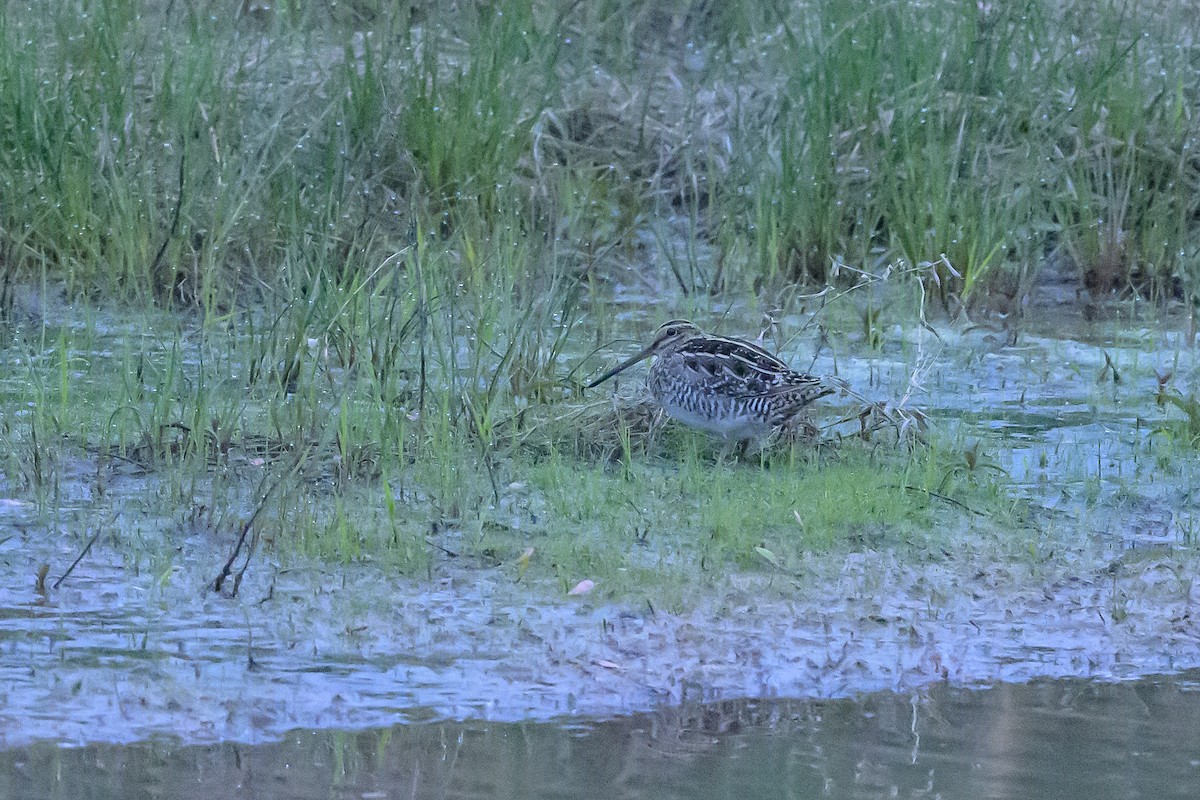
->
<box><xmin>2</xmin><ymin>0</ymin><xmax>1197</xmax><ymax>306</ymax></box>
<box><xmin>1</xmin><ymin>296</ymin><xmax>1010</xmax><ymax>607</ymax></box>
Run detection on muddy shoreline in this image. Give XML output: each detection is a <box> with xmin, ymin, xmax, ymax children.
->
<box><xmin>2</xmin><ymin>495</ymin><xmax>1197</xmax><ymax>748</ymax></box>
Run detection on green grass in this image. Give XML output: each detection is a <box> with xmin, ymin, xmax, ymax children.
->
<box><xmin>4</xmin><ymin>1</ymin><xmax>1197</xmax><ymax>310</ymax></box>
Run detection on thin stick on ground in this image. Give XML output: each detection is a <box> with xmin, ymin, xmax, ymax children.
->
<box><xmin>53</xmin><ymin>527</ymin><xmax>103</xmax><ymax>590</ymax></box>
<box><xmin>211</xmin><ymin>444</ymin><xmax>312</xmax><ymax>597</ymax></box>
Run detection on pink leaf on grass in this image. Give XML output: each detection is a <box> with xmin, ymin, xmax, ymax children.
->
<box><xmin>567</xmin><ymin>579</ymin><xmax>595</xmax><ymax>596</ymax></box>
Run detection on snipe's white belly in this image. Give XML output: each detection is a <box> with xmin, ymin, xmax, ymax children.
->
<box><xmin>657</xmin><ymin>396</ymin><xmax>775</xmax><ymax>441</ymax></box>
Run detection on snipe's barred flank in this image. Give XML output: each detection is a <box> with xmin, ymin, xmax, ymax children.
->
<box><xmin>586</xmin><ymin>320</ymin><xmax>831</xmax><ymax>441</ymax></box>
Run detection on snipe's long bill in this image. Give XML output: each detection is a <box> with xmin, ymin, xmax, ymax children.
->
<box><xmin>587</xmin><ymin>319</ymin><xmax>831</xmax><ymax>441</ymax></box>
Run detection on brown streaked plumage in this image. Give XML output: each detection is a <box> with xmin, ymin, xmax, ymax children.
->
<box><xmin>586</xmin><ymin>319</ymin><xmax>831</xmax><ymax>441</ymax></box>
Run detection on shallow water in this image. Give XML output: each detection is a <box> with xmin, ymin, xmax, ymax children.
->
<box><xmin>4</xmin><ymin>674</ymin><xmax>1200</xmax><ymax>800</ymax></box>
<box><xmin>825</xmin><ymin>313</ymin><xmax>1200</xmax><ymax>549</ymax></box>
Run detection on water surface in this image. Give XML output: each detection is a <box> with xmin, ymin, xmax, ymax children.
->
<box><xmin>4</xmin><ymin>674</ymin><xmax>1199</xmax><ymax>799</ymax></box>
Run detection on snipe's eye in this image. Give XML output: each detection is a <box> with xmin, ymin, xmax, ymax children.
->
<box><xmin>665</xmin><ymin>326</ymin><xmax>678</xmax><ymax>337</ymax></box>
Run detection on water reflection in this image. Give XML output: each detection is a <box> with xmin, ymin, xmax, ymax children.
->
<box><xmin>4</xmin><ymin>674</ymin><xmax>1199</xmax><ymax>800</ymax></box>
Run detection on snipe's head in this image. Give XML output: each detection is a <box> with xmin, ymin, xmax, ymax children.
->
<box><xmin>586</xmin><ymin>319</ymin><xmax>702</xmax><ymax>389</ymax></box>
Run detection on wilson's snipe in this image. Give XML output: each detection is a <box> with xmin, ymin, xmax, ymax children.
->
<box><xmin>586</xmin><ymin>320</ymin><xmax>831</xmax><ymax>441</ymax></box>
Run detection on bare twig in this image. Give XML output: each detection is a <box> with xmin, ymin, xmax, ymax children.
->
<box><xmin>53</xmin><ymin>528</ymin><xmax>103</xmax><ymax>590</ymax></box>
<box><xmin>211</xmin><ymin>444</ymin><xmax>311</xmax><ymax>596</ymax></box>
<box><xmin>895</xmin><ymin>484</ymin><xmax>989</xmax><ymax>517</ymax></box>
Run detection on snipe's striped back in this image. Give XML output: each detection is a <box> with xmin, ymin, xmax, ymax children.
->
<box><xmin>586</xmin><ymin>320</ymin><xmax>830</xmax><ymax>441</ymax></box>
